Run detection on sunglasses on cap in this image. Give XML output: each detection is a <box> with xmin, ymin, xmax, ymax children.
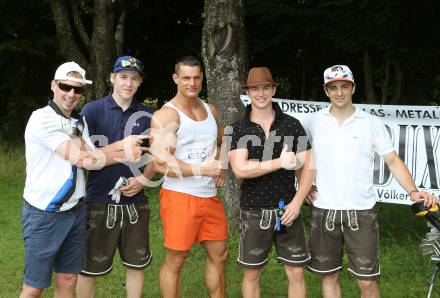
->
<box><xmin>120</xmin><ymin>59</ymin><xmax>144</xmax><ymax>72</ymax></box>
<box><xmin>57</xmin><ymin>82</ymin><xmax>85</xmax><ymax>95</ymax></box>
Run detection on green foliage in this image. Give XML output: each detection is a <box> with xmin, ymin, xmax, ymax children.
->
<box><xmin>0</xmin><ymin>147</ymin><xmax>439</xmax><ymax>297</ymax></box>
<box><xmin>0</xmin><ymin>0</ymin><xmax>61</xmax><ymax>142</ymax></box>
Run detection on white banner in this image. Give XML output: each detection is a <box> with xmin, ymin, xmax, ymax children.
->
<box><xmin>240</xmin><ymin>95</ymin><xmax>440</xmax><ymax>205</ymax></box>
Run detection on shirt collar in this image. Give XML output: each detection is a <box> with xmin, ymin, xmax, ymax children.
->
<box><xmin>244</xmin><ymin>101</ymin><xmax>284</xmax><ymax>123</ymax></box>
<box><xmin>106</xmin><ymin>92</ymin><xmax>138</xmax><ymax>111</ymax></box>
<box><xmin>324</xmin><ymin>104</ymin><xmax>365</xmax><ymax>118</ymax></box>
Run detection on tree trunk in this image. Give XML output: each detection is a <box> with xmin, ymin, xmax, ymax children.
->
<box><xmin>202</xmin><ymin>0</ymin><xmax>247</xmax><ymax>225</ymax></box>
<box><xmin>363</xmin><ymin>49</ymin><xmax>377</xmax><ymax>103</ymax></box>
<box><xmin>50</xmin><ymin>0</ymin><xmax>88</xmax><ymax>67</ymax></box>
<box><xmin>50</xmin><ymin>0</ymin><xmax>124</xmax><ymax>100</ymax></box>
<box><xmin>390</xmin><ymin>60</ymin><xmax>402</xmax><ymax>104</ymax></box>
<box><xmin>90</xmin><ymin>0</ymin><xmax>117</xmax><ymax>98</ymax></box>
<box><xmin>381</xmin><ymin>55</ymin><xmax>391</xmax><ymax>104</ymax></box>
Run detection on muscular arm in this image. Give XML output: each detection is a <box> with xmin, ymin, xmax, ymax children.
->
<box><xmin>229</xmin><ymin>143</ymin><xmax>297</xmax><ymax>179</ymax></box>
<box><xmin>150</xmin><ymin>107</ymin><xmax>220</xmax><ymax>178</ymax></box>
<box><xmin>55</xmin><ymin>135</ymin><xmax>147</xmax><ymax>170</ymax></box>
<box><xmin>229</xmin><ymin>148</ymin><xmax>283</xmax><ymax>179</ymax></box>
<box><xmin>281</xmin><ymin>149</ymin><xmax>315</xmax><ymax>224</ymax></box>
<box><xmin>209</xmin><ymin>103</ymin><xmax>227</xmax><ymax>187</ymax></box>
<box><xmin>55</xmin><ymin>138</ymin><xmax>107</xmax><ymax>170</ymax></box>
<box><xmin>293</xmin><ymin>149</ymin><xmax>315</xmax><ymax>204</ymax></box>
<box><xmin>97</xmin><ymin>135</ymin><xmax>148</xmax><ymax>166</ymax></box>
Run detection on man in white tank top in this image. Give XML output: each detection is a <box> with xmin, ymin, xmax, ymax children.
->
<box><xmin>150</xmin><ymin>56</ymin><xmax>228</xmax><ymax>298</ymax></box>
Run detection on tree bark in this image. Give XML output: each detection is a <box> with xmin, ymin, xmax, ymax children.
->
<box><xmin>50</xmin><ymin>0</ymin><xmax>125</xmax><ymax>100</ymax></box>
<box><xmin>90</xmin><ymin>0</ymin><xmax>117</xmax><ymax>98</ymax></box>
<box><xmin>50</xmin><ymin>0</ymin><xmax>87</xmax><ymax>67</ymax></box>
<box><xmin>381</xmin><ymin>55</ymin><xmax>391</xmax><ymax>104</ymax></box>
<box><xmin>363</xmin><ymin>49</ymin><xmax>377</xmax><ymax>103</ymax></box>
<box><xmin>202</xmin><ymin>0</ymin><xmax>247</xmax><ymax>225</ymax></box>
<box><xmin>391</xmin><ymin>60</ymin><xmax>402</xmax><ymax>104</ymax></box>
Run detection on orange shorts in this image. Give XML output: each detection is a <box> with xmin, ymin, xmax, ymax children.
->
<box><xmin>160</xmin><ymin>189</ymin><xmax>228</xmax><ymax>251</ymax></box>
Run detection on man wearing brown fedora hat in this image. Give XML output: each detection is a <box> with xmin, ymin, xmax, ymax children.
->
<box><xmin>229</xmin><ymin>67</ymin><xmax>315</xmax><ymax>298</ymax></box>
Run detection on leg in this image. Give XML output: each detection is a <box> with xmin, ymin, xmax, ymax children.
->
<box><xmin>120</xmin><ymin>202</ymin><xmax>152</xmax><ymax>297</ymax></box>
<box><xmin>322</xmin><ymin>272</ymin><xmax>341</xmax><ymax>298</ymax></box>
<box><xmin>54</xmin><ymin>273</ymin><xmax>77</xmax><ymax>298</ymax></box>
<box><xmin>308</xmin><ymin>208</ymin><xmax>344</xmax><ymax>298</ymax></box>
<box><xmin>126</xmin><ymin>268</ymin><xmax>145</xmax><ymax>298</ymax></box>
<box><xmin>357</xmin><ymin>279</ymin><xmax>380</xmax><ymax>298</ymax></box>
<box><xmin>76</xmin><ymin>275</ymin><xmax>96</xmax><ymax>298</ymax></box>
<box><xmin>77</xmin><ymin>204</ymin><xmax>119</xmax><ymax>297</ymax></box>
<box><xmin>345</xmin><ymin>209</ymin><xmax>380</xmax><ymax>298</ymax></box>
<box><xmin>284</xmin><ymin>266</ymin><xmax>306</xmax><ymax>298</ymax></box>
<box><xmin>19</xmin><ymin>284</ymin><xmax>44</xmax><ymax>298</ymax></box>
<box><xmin>242</xmin><ymin>268</ymin><xmax>262</xmax><ymax>298</ymax></box>
<box><xmin>238</xmin><ymin>209</ymin><xmax>274</xmax><ymax>298</ymax></box>
<box><xmin>159</xmin><ymin>249</ymin><xmax>189</xmax><ymax>298</ymax></box>
<box><xmin>201</xmin><ymin>240</ymin><xmax>228</xmax><ymax>298</ymax></box>
<box><xmin>274</xmin><ymin>212</ymin><xmax>309</xmax><ymax>298</ymax></box>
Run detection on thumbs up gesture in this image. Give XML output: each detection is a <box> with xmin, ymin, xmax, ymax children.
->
<box><xmin>279</xmin><ymin>144</ymin><xmax>297</xmax><ymax>170</ymax></box>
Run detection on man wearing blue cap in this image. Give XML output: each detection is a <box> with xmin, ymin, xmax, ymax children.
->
<box><xmin>76</xmin><ymin>56</ymin><xmax>155</xmax><ymax>298</ymax></box>
<box><xmin>304</xmin><ymin>65</ymin><xmax>436</xmax><ymax>298</ymax></box>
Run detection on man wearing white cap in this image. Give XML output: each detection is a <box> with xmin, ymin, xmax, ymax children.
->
<box><xmin>20</xmin><ymin>62</ymin><xmax>145</xmax><ymax>298</ymax></box>
<box><xmin>21</xmin><ymin>61</ymin><xmax>97</xmax><ymax>298</ymax></box>
<box><xmin>304</xmin><ymin>65</ymin><xmax>436</xmax><ymax>297</ymax></box>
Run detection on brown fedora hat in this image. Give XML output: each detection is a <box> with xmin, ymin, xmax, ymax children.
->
<box><xmin>243</xmin><ymin>67</ymin><xmax>278</xmax><ymax>88</ymax></box>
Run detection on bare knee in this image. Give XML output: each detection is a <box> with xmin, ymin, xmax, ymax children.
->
<box><xmin>56</xmin><ymin>273</ymin><xmax>77</xmax><ymax>291</ymax></box>
<box><xmin>164</xmin><ymin>250</ymin><xmax>189</xmax><ymax>273</ymax></box>
<box><xmin>284</xmin><ymin>266</ymin><xmax>305</xmax><ymax>283</ymax></box>
<box><xmin>202</xmin><ymin>240</ymin><xmax>228</xmax><ymax>265</ymax></box>
<box><xmin>357</xmin><ymin>279</ymin><xmax>378</xmax><ymax>293</ymax></box>
<box><xmin>209</xmin><ymin>247</ymin><xmax>228</xmax><ymax>265</ymax></box>
<box><xmin>322</xmin><ymin>272</ymin><xmax>339</xmax><ymax>285</ymax></box>
<box><xmin>243</xmin><ymin>268</ymin><xmax>262</xmax><ymax>283</ymax></box>
<box><xmin>20</xmin><ymin>284</ymin><xmax>44</xmax><ymax>298</ymax></box>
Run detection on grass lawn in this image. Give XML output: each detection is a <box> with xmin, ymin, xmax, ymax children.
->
<box><xmin>1</xmin><ymin>146</ymin><xmax>439</xmax><ymax>297</ymax></box>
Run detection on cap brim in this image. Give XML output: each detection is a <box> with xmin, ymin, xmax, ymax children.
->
<box><xmin>323</xmin><ymin>78</ymin><xmax>354</xmax><ymax>86</ymax></box>
<box><xmin>56</xmin><ymin>76</ymin><xmax>92</xmax><ymax>85</ymax></box>
<box><xmin>113</xmin><ymin>67</ymin><xmax>144</xmax><ymax>76</ymax></box>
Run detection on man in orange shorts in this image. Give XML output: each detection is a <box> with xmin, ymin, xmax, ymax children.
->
<box><xmin>150</xmin><ymin>56</ymin><xmax>228</xmax><ymax>298</ymax></box>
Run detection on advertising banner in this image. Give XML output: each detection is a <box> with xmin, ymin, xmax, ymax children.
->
<box><xmin>240</xmin><ymin>95</ymin><xmax>440</xmax><ymax>204</ymax></box>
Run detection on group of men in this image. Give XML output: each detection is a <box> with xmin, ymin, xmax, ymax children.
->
<box><xmin>21</xmin><ymin>54</ymin><xmax>436</xmax><ymax>298</ymax></box>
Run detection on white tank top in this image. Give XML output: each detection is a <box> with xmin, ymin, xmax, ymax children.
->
<box><xmin>162</xmin><ymin>101</ymin><xmax>218</xmax><ymax>197</ymax></box>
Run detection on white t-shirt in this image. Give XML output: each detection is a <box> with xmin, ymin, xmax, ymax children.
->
<box><xmin>23</xmin><ymin>106</ymin><xmax>85</xmax><ymax>211</ymax></box>
<box><xmin>303</xmin><ymin>106</ymin><xmax>394</xmax><ymax>210</ymax></box>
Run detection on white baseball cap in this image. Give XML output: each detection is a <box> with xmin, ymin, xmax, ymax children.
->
<box><xmin>323</xmin><ymin>65</ymin><xmax>354</xmax><ymax>86</ymax></box>
<box><xmin>54</xmin><ymin>61</ymin><xmax>92</xmax><ymax>85</ymax></box>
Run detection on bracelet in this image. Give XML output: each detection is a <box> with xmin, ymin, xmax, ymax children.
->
<box><xmin>409</xmin><ymin>190</ymin><xmax>419</xmax><ymax>197</ymax></box>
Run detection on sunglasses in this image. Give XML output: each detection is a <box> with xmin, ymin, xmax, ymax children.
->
<box><xmin>57</xmin><ymin>82</ymin><xmax>85</xmax><ymax>95</ymax></box>
<box><xmin>120</xmin><ymin>59</ymin><xmax>144</xmax><ymax>72</ymax></box>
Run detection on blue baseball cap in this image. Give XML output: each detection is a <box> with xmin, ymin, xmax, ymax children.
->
<box><xmin>113</xmin><ymin>55</ymin><xmax>144</xmax><ymax>76</ymax></box>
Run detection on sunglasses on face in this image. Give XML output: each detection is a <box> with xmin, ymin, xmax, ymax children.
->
<box><xmin>57</xmin><ymin>82</ymin><xmax>85</xmax><ymax>95</ymax></box>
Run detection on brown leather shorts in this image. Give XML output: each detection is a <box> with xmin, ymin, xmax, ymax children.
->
<box><xmin>237</xmin><ymin>207</ymin><xmax>310</xmax><ymax>269</ymax></box>
<box><xmin>80</xmin><ymin>201</ymin><xmax>152</xmax><ymax>276</ymax></box>
<box><xmin>307</xmin><ymin>206</ymin><xmax>380</xmax><ymax>280</ymax></box>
